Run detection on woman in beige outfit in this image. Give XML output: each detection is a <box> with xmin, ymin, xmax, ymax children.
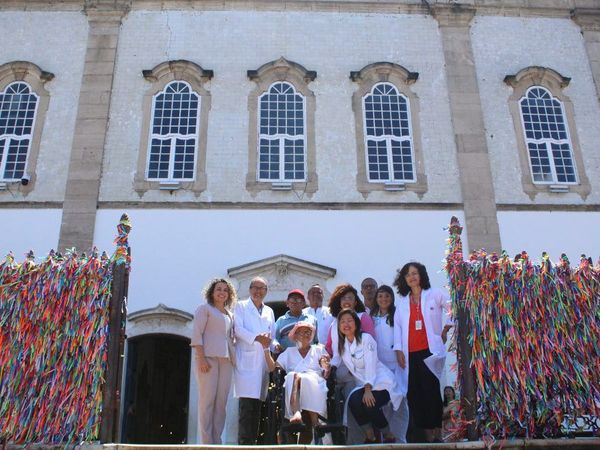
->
<box><xmin>191</xmin><ymin>278</ymin><xmax>237</xmax><ymax>444</ymax></box>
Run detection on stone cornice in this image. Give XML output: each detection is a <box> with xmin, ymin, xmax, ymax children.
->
<box><xmin>504</xmin><ymin>66</ymin><xmax>571</xmax><ymax>90</ymax></box>
<box><xmin>84</xmin><ymin>0</ymin><xmax>131</xmax><ymax>13</ymax></box>
<box><xmin>1</xmin><ymin>1</ymin><xmax>596</xmax><ymax>19</ymax></box>
<box><xmin>350</xmin><ymin>61</ymin><xmax>419</xmax><ymax>84</ymax></box>
<box><xmin>572</xmin><ymin>8</ymin><xmax>600</xmax><ymax>31</ymax></box>
<box><xmin>432</xmin><ymin>4</ymin><xmax>476</xmax><ymax>27</ymax></box>
<box><xmin>248</xmin><ymin>57</ymin><xmax>317</xmax><ymax>84</ymax></box>
<box><xmin>142</xmin><ymin>60</ymin><xmax>214</xmax><ymax>83</ymax></box>
<box><xmin>128</xmin><ymin>303</ymin><xmax>193</xmax><ymax>323</ymax></box>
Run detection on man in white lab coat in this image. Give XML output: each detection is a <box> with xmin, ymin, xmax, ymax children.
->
<box><xmin>302</xmin><ymin>284</ymin><xmax>333</xmax><ymax>345</ymax></box>
<box><xmin>233</xmin><ymin>276</ymin><xmax>275</xmax><ymax>445</ymax></box>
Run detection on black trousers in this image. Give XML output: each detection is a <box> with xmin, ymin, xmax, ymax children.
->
<box><xmin>238</xmin><ymin>397</ymin><xmax>263</xmax><ymax>444</ymax></box>
<box><xmin>408</xmin><ymin>348</ymin><xmax>443</xmax><ymax>429</ymax></box>
<box><xmin>348</xmin><ymin>388</ymin><xmax>391</xmax><ymax>429</ymax></box>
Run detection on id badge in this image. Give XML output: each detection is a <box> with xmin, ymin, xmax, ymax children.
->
<box><xmin>415</xmin><ymin>320</ymin><xmax>423</xmax><ymax>331</ymax></box>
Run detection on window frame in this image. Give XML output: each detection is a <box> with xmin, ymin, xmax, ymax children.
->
<box><xmin>0</xmin><ymin>82</ymin><xmax>40</xmax><ymax>181</ymax></box>
<box><xmin>145</xmin><ymin>80</ymin><xmax>200</xmax><ymax>182</ymax></box>
<box><xmin>257</xmin><ymin>81</ymin><xmax>307</xmax><ymax>183</ymax></box>
<box><xmin>246</xmin><ymin>58</ymin><xmax>317</xmax><ymax>195</ymax></box>
<box><xmin>0</xmin><ymin>61</ymin><xmax>53</xmax><ymax>195</ymax></box>
<box><xmin>362</xmin><ymin>82</ymin><xmax>416</xmax><ymax>184</ymax></box>
<box><xmin>518</xmin><ymin>86</ymin><xmax>578</xmax><ymax>186</ymax></box>
<box><xmin>351</xmin><ymin>62</ymin><xmax>427</xmax><ymax>198</ymax></box>
<box><xmin>134</xmin><ymin>60</ymin><xmax>212</xmax><ymax>196</ymax></box>
<box><xmin>505</xmin><ymin>66</ymin><xmax>590</xmax><ymax>199</ymax></box>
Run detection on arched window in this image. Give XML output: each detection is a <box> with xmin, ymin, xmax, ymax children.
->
<box><xmin>0</xmin><ymin>61</ymin><xmax>53</xmax><ymax>193</ymax></box>
<box><xmin>257</xmin><ymin>82</ymin><xmax>306</xmax><ymax>182</ymax></box>
<box><xmin>0</xmin><ymin>82</ymin><xmax>39</xmax><ymax>181</ymax></box>
<box><xmin>505</xmin><ymin>66</ymin><xmax>590</xmax><ymax>199</ymax></box>
<box><xmin>363</xmin><ymin>82</ymin><xmax>414</xmax><ymax>182</ymax></box>
<box><xmin>147</xmin><ymin>81</ymin><xmax>199</xmax><ymax>181</ymax></box>
<box><xmin>246</xmin><ymin>58</ymin><xmax>317</xmax><ymax>195</ymax></box>
<box><xmin>519</xmin><ymin>86</ymin><xmax>576</xmax><ymax>184</ymax></box>
<box><xmin>135</xmin><ymin>60</ymin><xmax>212</xmax><ymax>196</ymax></box>
<box><xmin>351</xmin><ymin>62</ymin><xmax>426</xmax><ymax>197</ymax></box>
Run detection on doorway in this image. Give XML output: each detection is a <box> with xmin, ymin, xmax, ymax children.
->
<box><xmin>121</xmin><ymin>334</ymin><xmax>191</xmax><ymax>444</ymax></box>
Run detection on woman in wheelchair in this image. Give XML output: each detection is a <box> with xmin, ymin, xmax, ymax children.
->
<box><xmin>337</xmin><ymin>309</ymin><xmax>402</xmax><ymax>444</ymax></box>
<box><xmin>264</xmin><ymin>321</ymin><xmax>331</xmax><ymax>443</ymax></box>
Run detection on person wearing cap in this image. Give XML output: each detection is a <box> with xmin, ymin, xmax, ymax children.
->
<box><xmin>264</xmin><ymin>321</ymin><xmax>330</xmax><ymax>444</ymax></box>
<box><xmin>303</xmin><ymin>284</ymin><xmax>334</xmax><ymax>345</ymax></box>
<box><xmin>273</xmin><ymin>289</ymin><xmax>317</xmax><ymax>353</ymax></box>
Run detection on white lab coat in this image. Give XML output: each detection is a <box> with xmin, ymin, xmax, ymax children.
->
<box><xmin>393</xmin><ymin>287</ymin><xmax>452</xmax><ymax>394</ymax></box>
<box><xmin>373</xmin><ymin>316</ymin><xmax>409</xmax><ymax>443</ymax></box>
<box><xmin>303</xmin><ymin>306</ymin><xmax>334</xmax><ymax>345</ymax></box>
<box><xmin>372</xmin><ymin>315</ymin><xmax>396</xmax><ymax>370</ymax></box>
<box><xmin>340</xmin><ymin>333</ymin><xmax>402</xmax><ymax>412</ymax></box>
<box><xmin>233</xmin><ymin>298</ymin><xmax>275</xmax><ymax>401</ymax></box>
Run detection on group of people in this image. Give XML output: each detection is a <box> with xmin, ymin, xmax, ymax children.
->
<box><xmin>191</xmin><ymin>262</ymin><xmax>456</xmax><ymax>445</ymax></box>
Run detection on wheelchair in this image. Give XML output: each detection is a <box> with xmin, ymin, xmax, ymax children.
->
<box><xmin>263</xmin><ymin>365</ymin><xmax>347</xmax><ymax>444</ymax></box>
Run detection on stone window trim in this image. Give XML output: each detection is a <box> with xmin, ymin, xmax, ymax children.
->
<box><xmin>504</xmin><ymin>66</ymin><xmax>591</xmax><ymax>200</ymax></box>
<box><xmin>246</xmin><ymin>57</ymin><xmax>318</xmax><ymax>196</ymax></box>
<box><xmin>351</xmin><ymin>62</ymin><xmax>427</xmax><ymax>199</ymax></box>
<box><xmin>0</xmin><ymin>61</ymin><xmax>54</xmax><ymax>195</ymax></box>
<box><xmin>134</xmin><ymin>60</ymin><xmax>213</xmax><ymax>197</ymax></box>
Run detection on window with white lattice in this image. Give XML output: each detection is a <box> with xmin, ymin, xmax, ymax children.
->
<box><xmin>0</xmin><ymin>62</ymin><xmax>52</xmax><ymax>193</ymax></box>
<box><xmin>246</xmin><ymin>58</ymin><xmax>317</xmax><ymax>195</ymax></box>
<box><xmin>146</xmin><ymin>81</ymin><xmax>199</xmax><ymax>181</ymax></box>
<box><xmin>504</xmin><ymin>66</ymin><xmax>589</xmax><ymax>199</ymax></box>
<box><xmin>519</xmin><ymin>86</ymin><xmax>576</xmax><ymax>184</ymax></box>
<box><xmin>135</xmin><ymin>60</ymin><xmax>212</xmax><ymax>196</ymax></box>
<box><xmin>257</xmin><ymin>82</ymin><xmax>306</xmax><ymax>182</ymax></box>
<box><xmin>351</xmin><ymin>62</ymin><xmax>427</xmax><ymax>197</ymax></box>
<box><xmin>0</xmin><ymin>82</ymin><xmax>39</xmax><ymax>181</ymax></box>
<box><xmin>363</xmin><ymin>83</ymin><xmax>415</xmax><ymax>183</ymax></box>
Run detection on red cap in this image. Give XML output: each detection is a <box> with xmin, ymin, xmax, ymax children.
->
<box><xmin>287</xmin><ymin>289</ymin><xmax>305</xmax><ymax>300</ymax></box>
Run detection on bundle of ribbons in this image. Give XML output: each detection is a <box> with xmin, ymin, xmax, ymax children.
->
<box><xmin>0</xmin><ymin>214</ymin><xmax>131</xmax><ymax>444</ymax></box>
<box><xmin>445</xmin><ymin>216</ymin><xmax>599</xmax><ymax>441</ymax></box>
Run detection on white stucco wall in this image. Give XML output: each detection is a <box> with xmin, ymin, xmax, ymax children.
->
<box><xmin>94</xmin><ymin>208</ymin><xmax>464</xmax><ymax>314</ymax></box>
<box><xmin>472</xmin><ymin>16</ymin><xmax>600</xmax><ymax>205</ymax></box>
<box><xmin>100</xmin><ymin>10</ymin><xmax>460</xmax><ymax>204</ymax></box>
<box><xmin>498</xmin><ymin>210</ymin><xmax>600</xmax><ymax>262</ymax></box>
<box><xmin>0</xmin><ymin>209</ymin><xmax>62</xmax><ymax>257</ymax></box>
<box><xmin>0</xmin><ymin>11</ymin><xmax>88</xmax><ymax>202</ymax></box>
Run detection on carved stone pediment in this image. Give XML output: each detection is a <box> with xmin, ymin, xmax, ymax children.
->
<box><xmin>228</xmin><ymin>254</ymin><xmax>336</xmax><ymax>304</ymax></box>
<box><xmin>127</xmin><ymin>303</ymin><xmax>193</xmax><ymax>338</ymax></box>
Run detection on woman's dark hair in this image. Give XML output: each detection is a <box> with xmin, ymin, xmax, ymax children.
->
<box><xmin>393</xmin><ymin>262</ymin><xmax>431</xmax><ymax>297</ymax></box>
<box><xmin>443</xmin><ymin>385</ymin><xmax>456</xmax><ymax>407</ymax></box>
<box><xmin>337</xmin><ymin>309</ymin><xmax>362</xmax><ymax>356</ymax></box>
<box><xmin>329</xmin><ymin>283</ymin><xmax>366</xmax><ymax>317</ymax></box>
<box><xmin>370</xmin><ymin>284</ymin><xmax>396</xmax><ymax>326</ymax></box>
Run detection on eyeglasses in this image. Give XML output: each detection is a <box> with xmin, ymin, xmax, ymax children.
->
<box><xmin>288</xmin><ymin>298</ymin><xmax>305</xmax><ymax>304</ymax></box>
<box><xmin>250</xmin><ymin>285</ymin><xmax>267</xmax><ymax>291</ymax></box>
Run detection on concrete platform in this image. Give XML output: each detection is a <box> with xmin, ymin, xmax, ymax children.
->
<box><xmin>5</xmin><ymin>438</ymin><xmax>600</xmax><ymax>450</ymax></box>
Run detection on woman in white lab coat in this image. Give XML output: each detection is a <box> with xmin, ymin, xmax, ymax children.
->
<box><xmin>393</xmin><ymin>262</ymin><xmax>453</xmax><ymax>443</ymax></box>
<box><xmin>370</xmin><ymin>284</ymin><xmax>409</xmax><ymax>443</ymax></box>
<box><xmin>337</xmin><ymin>309</ymin><xmax>401</xmax><ymax>444</ymax></box>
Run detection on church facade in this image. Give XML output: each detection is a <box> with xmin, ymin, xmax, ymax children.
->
<box><xmin>1</xmin><ymin>0</ymin><xmax>599</xmax><ymax>444</ymax></box>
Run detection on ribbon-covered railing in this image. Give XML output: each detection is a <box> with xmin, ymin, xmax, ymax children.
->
<box><xmin>0</xmin><ymin>214</ymin><xmax>131</xmax><ymax>444</ymax></box>
<box><xmin>445</xmin><ymin>216</ymin><xmax>599</xmax><ymax>441</ymax></box>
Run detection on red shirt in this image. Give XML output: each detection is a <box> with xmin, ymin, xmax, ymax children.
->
<box><xmin>408</xmin><ymin>300</ymin><xmax>429</xmax><ymax>352</ymax></box>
